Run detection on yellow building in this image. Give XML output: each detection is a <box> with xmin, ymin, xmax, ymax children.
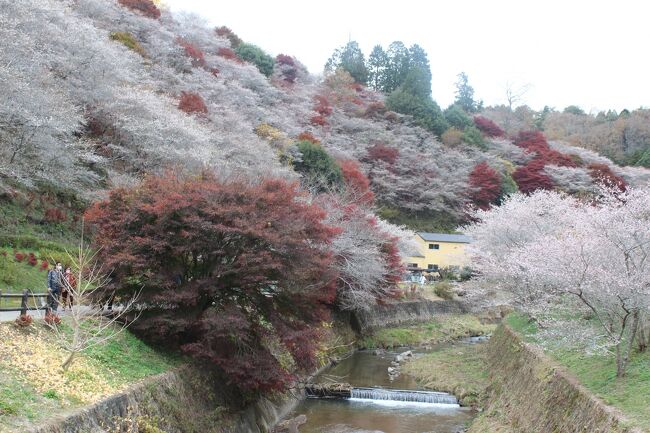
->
<box><xmin>405</xmin><ymin>232</ymin><xmax>471</xmax><ymax>273</ymax></box>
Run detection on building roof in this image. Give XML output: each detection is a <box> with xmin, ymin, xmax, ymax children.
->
<box><xmin>417</xmin><ymin>232</ymin><xmax>471</xmax><ymax>244</ymax></box>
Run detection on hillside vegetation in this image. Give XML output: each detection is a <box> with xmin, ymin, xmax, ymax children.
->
<box><xmin>2</xmin><ymin>0</ymin><xmax>648</xmax><ymax>234</ymax></box>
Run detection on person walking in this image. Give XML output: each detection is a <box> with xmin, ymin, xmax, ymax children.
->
<box><xmin>46</xmin><ymin>262</ymin><xmax>63</xmax><ymax>313</ymax></box>
<box><xmin>62</xmin><ymin>266</ymin><xmax>76</xmax><ymax>310</ymax></box>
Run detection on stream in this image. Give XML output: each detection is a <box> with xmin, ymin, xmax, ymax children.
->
<box><xmin>286</xmin><ymin>347</ymin><xmax>476</xmax><ymax>433</ymax></box>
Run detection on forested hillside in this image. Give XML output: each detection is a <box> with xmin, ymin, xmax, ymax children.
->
<box><xmin>1</xmin><ymin>0</ymin><xmax>648</xmax><ymax>233</ymax></box>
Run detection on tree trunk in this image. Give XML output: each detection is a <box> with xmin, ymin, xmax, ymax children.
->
<box><xmin>62</xmin><ymin>351</ymin><xmax>76</xmax><ymax>372</ymax></box>
<box><xmin>637</xmin><ymin>313</ymin><xmax>649</xmax><ymax>352</ymax></box>
<box><xmin>616</xmin><ymin>311</ymin><xmax>640</xmax><ymax>377</ymax></box>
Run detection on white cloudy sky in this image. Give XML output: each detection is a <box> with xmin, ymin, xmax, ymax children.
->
<box><xmin>165</xmin><ymin>0</ymin><xmax>649</xmax><ymax>113</ymax></box>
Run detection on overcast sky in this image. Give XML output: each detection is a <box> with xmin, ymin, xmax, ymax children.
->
<box><xmin>165</xmin><ymin>0</ymin><xmax>648</xmax><ymax>113</ymax></box>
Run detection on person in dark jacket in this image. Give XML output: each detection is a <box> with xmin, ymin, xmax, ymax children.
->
<box><xmin>47</xmin><ymin>262</ymin><xmax>63</xmax><ymax>313</ymax></box>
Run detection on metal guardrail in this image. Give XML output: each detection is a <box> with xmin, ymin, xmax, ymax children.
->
<box><xmin>0</xmin><ymin>289</ymin><xmax>48</xmax><ymax>315</ymax></box>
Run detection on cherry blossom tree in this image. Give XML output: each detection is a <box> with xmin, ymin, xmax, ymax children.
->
<box><xmin>465</xmin><ymin>188</ymin><xmax>650</xmax><ymax>376</ymax></box>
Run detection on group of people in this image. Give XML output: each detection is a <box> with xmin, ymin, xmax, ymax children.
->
<box><xmin>46</xmin><ymin>262</ymin><xmax>76</xmax><ymax>312</ymax></box>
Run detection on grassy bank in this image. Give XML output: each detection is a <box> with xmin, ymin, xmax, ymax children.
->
<box><xmin>0</xmin><ymin>323</ymin><xmax>180</xmax><ymax>433</ymax></box>
<box><xmin>403</xmin><ymin>342</ymin><xmax>489</xmax><ymax>406</ymax></box>
<box><xmin>506</xmin><ymin>313</ymin><xmax>650</xmax><ymax>431</ymax></box>
<box><xmin>359</xmin><ymin>314</ymin><xmax>496</xmax><ymax>349</ymax></box>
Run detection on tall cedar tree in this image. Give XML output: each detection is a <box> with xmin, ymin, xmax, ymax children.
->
<box><xmin>85</xmin><ymin>173</ymin><xmax>338</xmax><ymax>396</ymax></box>
<box><xmin>469</xmin><ymin>162</ymin><xmax>501</xmax><ymax>210</ymax></box>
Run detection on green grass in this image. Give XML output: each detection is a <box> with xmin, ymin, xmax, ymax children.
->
<box><xmin>506</xmin><ymin>312</ymin><xmax>650</xmax><ymax>431</ymax></box>
<box><xmin>360</xmin><ymin>314</ymin><xmax>495</xmax><ymax>349</ymax></box>
<box><xmin>0</xmin><ymin>201</ymin><xmax>79</xmax><ymax>249</ymax></box>
<box><xmin>85</xmin><ymin>329</ymin><xmax>182</xmax><ymax>385</ymax></box>
<box><xmin>403</xmin><ymin>343</ymin><xmax>489</xmax><ymax>406</ymax></box>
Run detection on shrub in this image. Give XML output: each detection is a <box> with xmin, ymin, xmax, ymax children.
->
<box><xmin>44</xmin><ymin>208</ymin><xmax>66</xmax><ymax>222</ymax></box>
<box><xmin>0</xmin><ymin>253</ymin><xmax>18</xmax><ymax>285</ymax></box>
<box><xmin>44</xmin><ymin>313</ymin><xmax>61</xmax><ymax>325</ymax></box>
<box><xmin>235</xmin><ymin>43</ymin><xmax>274</xmax><ymax>77</ymax></box>
<box><xmin>462</xmin><ymin>125</ymin><xmax>486</xmax><ymax>149</ymax></box>
<box><xmin>310</xmin><ymin>115</ymin><xmax>328</xmax><ymax>127</ymax></box>
<box><xmin>297</xmin><ymin>132</ymin><xmax>320</xmax><ymax>144</ymax></box>
<box><xmin>366</xmin><ymin>144</ymin><xmax>399</xmax><ymax>165</ymax></box>
<box><xmin>27</xmin><ymin>253</ymin><xmax>38</xmax><ymax>267</ymax></box>
<box><xmin>473</xmin><ymin>116</ymin><xmax>504</xmax><ymax>137</ymax></box>
<box><xmin>295</xmin><ymin>141</ymin><xmax>343</xmax><ymax>188</ymax></box>
<box><xmin>177</xmin><ymin>38</ymin><xmax>206</xmax><ymax>68</ymax></box>
<box><xmin>14</xmin><ymin>252</ymin><xmax>25</xmax><ymax>262</ymax></box>
<box><xmin>15</xmin><ymin>314</ymin><xmax>32</xmax><ymax>327</ymax></box>
<box><xmin>217</xmin><ymin>47</ymin><xmax>242</xmax><ymax>63</ymax></box>
<box><xmin>441</xmin><ymin>128</ymin><xmax>463</xmax><ymax>147</ymax></box>
<box><xmin>117</xmin><ymin>0</ymin><xmax>161</xmax><ymax>19</ymax></box>
<box><xmin>109</xmin><ymin>32</ymin><xmax>146</xmax><ymax>57</ymax></box>
<box><xmin>40</xmin><ymin>260</ymin><xmax>49</xmax><ymax>271</ymax></box>
<box><xmin>178</xmin><ymin>92</ymin><xmax>208</xmax><ymax>115</ymax></box>
<box><xmin>276</xmin><ymin>54</ymin><xmax>295</xmax><ymax>66</ymax></box>
<box><xmin>214</xmin><ymin>26</ymin><xmax>242</xmax><ymax>48</ymax></box>
<box><xmin>313</xmin><ymin>95</ymin><xmax>333</xmax><ymax>116</ymax></box>
<box><xmin>444</xmin><ymin>104</ymin><xmax>473</xmax><ymax>130</ymax></box>
<box><xmin>434</xmin><ymin>281</ymin><xmax>454</xmax><ymax>300</ymax></box>
<box><xmin>364</xmin><ymin>101</ymin><xmax>386</xmax><ymax>118</ymax></box>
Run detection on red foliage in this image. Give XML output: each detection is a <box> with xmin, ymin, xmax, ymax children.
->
<box><xmin>177</xmin><ymin>38</ymin><xmax>206</xmax><ymax>68</ymax></box>
<box><xmin>276</xmin><ymin>54</ymin><xmax>295</xmax><ymax>67</ymax></box>
<box><xmin>364</xmin><ymin>101</ymin><xmax>386</xmax><ymax>118</ymax></box>
<box><xmin>117</xmin><ymin>0</ymin><xmax>160</xmax><ymax>19</ymax></box>
<box><xmin>473</xmin><ymin>116</ymin><xmax>505</xmax><ymax>137</ymax></box>
<box><xmin>40</xmin><ymin>260</ymin><xmax>49</xmax><ymax>271</ymax></box>
<box><xmin>178</xmin><ymin>92</ymin><xmax>208</xmax><ymax>115</ymax></box>
<box><xmin>310</xmin><ymin>115</ymin><xmax>328</xmax><ymax>127</ymax></box>
<box><xmin>469</xmin><ymin>162</ymin><xmax>501</xmax><ymax>210</ymax></box>
<box><xmin>366</xmin><ymin>144</ymin><xmax>399</xmax><ymax>165</ymax></box>
<box><xmin>313</xmin><ymin>95</ymin><xmax>333</xmax><ymax>116</ymax></box>
<box><xmin>297</xmin><ymin>132</ymin><xmax>320</xmax><ymax>144</ymax></box>
<box><xmin>380</xmin><ymin>235</ymin><xmax>405</xmax><ymax>289</ymax></box>
<box><xmin>14</xmin><ymin>252</ymin><xmax>25</xmax><ymax>262</ymax></box>
<box><xmin>338</xmin><ymin>159</ymin><xmax>375</xmax><ymax>205</ymax></box>
<box><xmin>514</xmin><ymin>130</ymin><xmax>576</xmax><ymax>168</ymax></box>
<box><xmin>512</xmin><ymin>159</ymin><xmax>554</xmax><ymax>194</ymax></box>
<box><xmin>27</xmin><ymin>253</ymin><xmax>38</xmax><ymax>267</ymax></box>
<box><xmin>588</xmin><ymin>163</ymin><xmax>627</xmax><ymax>191</ymax></box>
<box><xmin>85</xmin><ymin>172</ymin><xmax>339</xmax><ymax>394</ymax></box>
<box><xmin>15</xmin><ymin>314</ymin><xmax>32</xmax><ymax>327</ymax></box>
<box><xmin>44</xmin><ymin>312</ymin><xmax>61</xmax><ymax>325</ymax></box>
<box><xmin>214</xmin><ymin>26</ymin><xmax>242</xmax><ymax>48</ymax></box>
<box><xmin>44</xmin><ymin>208</ymin><xmax>67</xmax><ymax>222</ymax></box>
<box><xmin>217</xmin><ymin>47</ymin><xmax>242</xmax><ymax>63</ymax></box>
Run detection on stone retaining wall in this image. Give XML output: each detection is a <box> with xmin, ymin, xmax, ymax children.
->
<box><xmin>25</xmin><ymin>367</ymin><xmax>300</xmax><ymax>433</ymax></box>
<box><xmin>468</xmin><ymin>325</ymin><xmax>642</xmax><ymax>433</ymax></box>
<box><xmin>352</xmin><ymin>299</ymin><xmax>467</xmax><ymax>333</ymax></box>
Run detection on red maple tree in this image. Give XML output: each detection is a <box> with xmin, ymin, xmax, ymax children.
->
<box><xmin>366</xmin><ymin>144</ymin><xmax>399</xmax><ymax>165</ymax></box>
<box><xmin>512</xmin><ymin>159</ymin><xmax>554</xmax><ymax>193</ymax></box>
<box><xmin>469</xmin><ymin>162</ymin><xmax>501</xmax><ymax>210</ymax></box>
<box><xmin>178</xmin><ymin>92</ymin><xmax>208</xmax><ymax>115</ymax></box>
<box><xmin>117</xmin><ymin>0</ymin><xmax>160</xmax><ymax>19</ymax></box>
<box><xmin>588</xmin><ymin>163</ymin><xmax>627</xmax><ymax>191</ymax></box>
<box><xmin>473</xmin><ymin>116</ymin><xmax>505</xmax><ymax>137</ymax></box>
<box><xmin>338</xmin><ymin>159</ymin><xmax>375</xmax><ymax>205</ymax></box>
<box><xmin>85</xmin><ymin>173</ymin><xmax>338</xmax><ymax>395</ymax></box>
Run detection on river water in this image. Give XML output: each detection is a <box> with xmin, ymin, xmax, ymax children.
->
<box><xmin>287</xmin><ymin>349</ymin><xmax>475</xmax><ymax>433</ymax></box>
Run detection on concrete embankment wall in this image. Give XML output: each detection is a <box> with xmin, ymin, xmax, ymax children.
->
<box><xmin>352</xmin><ymin>299</ymin><xmax>467</xmax><ymax>333</ymax></box>
<box><xmin>25</xmin><ymin>367</ymin><xmax>300</xmax><ymax>433</ymax></box>
<box><xmin>469</xmin><ymin>325</ymin><xmax>642</xmax><ymax>433</ymax></box>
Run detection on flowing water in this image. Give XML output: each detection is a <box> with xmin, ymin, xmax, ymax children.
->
<box><xmin>287</xmin><ymin>348</ymin><xmax>475</xmax><ymax>433</ymax></box>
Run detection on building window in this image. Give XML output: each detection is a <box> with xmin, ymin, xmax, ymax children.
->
<box><xmin>429</xmin><ymin>243</ymin><xmax>440</xmax><ymax>250</ymax></box>
<box><xmin>408</xmin><ymin>263</ymin><xmax>418</xmax><ymax>268</ymax></box>
<box><xmin>427</xmin><ymin>264</ymin><xmax>439</xmax><ymax>271</ymax></box>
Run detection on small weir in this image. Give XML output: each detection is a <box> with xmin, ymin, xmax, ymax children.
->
<box><xmin>350</xmin><ymin>387</ymin><xmax>458</xmax><ymax>406</ymax></box>
<box><xmin>287</xmin><ymin>349</ymin><xmax>475</xmax><ymax>432</ymax></box>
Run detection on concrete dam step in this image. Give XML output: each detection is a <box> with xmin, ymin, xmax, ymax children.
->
<box><xmin>305</xmin><ymin>383</ymin><xmax>459</xmax><ymax>406</ymax></box>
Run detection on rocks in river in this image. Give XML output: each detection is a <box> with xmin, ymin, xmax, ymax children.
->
<box><xmin>373</xmin><ymin>349</ymin><xmax>385</xmax><ymax>356</ymax></box>
<box><xmin>273</xmin><ymin>414</ymin><xmax>307</xmax><ymax>433</ymax></box>
<box><xmin>387</xmin><ymin>366</ymin><xmax>397</xmax><ymax>374</ymax></box>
